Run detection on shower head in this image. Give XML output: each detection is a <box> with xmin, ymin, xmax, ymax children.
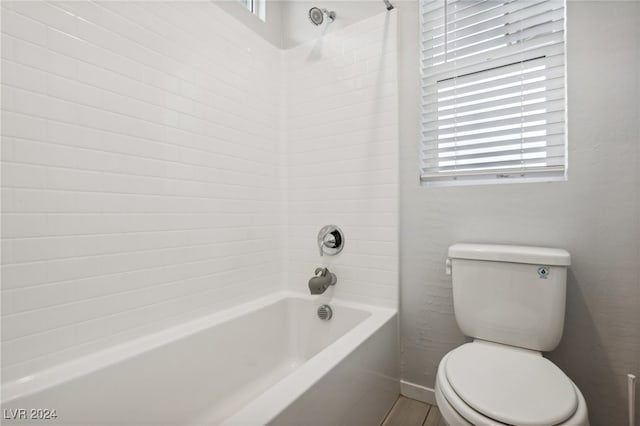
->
<box><xmin>308</xmin><ymin>7</ymin><xmax>336</xmax><ymax>26</ymax></box>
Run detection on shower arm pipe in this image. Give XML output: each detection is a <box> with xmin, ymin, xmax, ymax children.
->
<box><xmin>324</xmin><ymin>8</ymin><xmax>336</xmax><ymax>21</ymax></box>
<box><xmin>383</xmin><ymin>0</ymin><xmax>394</xmax><ymax>10</ymax></box>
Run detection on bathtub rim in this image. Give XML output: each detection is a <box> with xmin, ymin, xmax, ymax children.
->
<box><xmin>1</xmin><ymin>291</ymin><xmax>396</xmax><ymax>407</ymax></box>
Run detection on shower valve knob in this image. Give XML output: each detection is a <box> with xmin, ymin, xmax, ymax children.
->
<box><xmin>317</xmin><ymin>225</ymin><xmax>344</xmax><ymax>256</ymax></box>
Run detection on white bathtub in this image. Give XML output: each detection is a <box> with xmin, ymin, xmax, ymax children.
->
<box><xmin>1</xmin><ymin>292</ymin><xmax>399</xmax><ymax>425</ymax></box>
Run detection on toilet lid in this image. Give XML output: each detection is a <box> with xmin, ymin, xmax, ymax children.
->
<box><xmin>444</xmin><ymin>342</ymin><xmax>578</xmax><ymax>426</ymax></box>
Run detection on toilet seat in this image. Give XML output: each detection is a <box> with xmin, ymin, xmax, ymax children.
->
<box><xmin>436</xmin><ymin>342</ymin><xmax>590</xmax><ymax>426</ymax></box>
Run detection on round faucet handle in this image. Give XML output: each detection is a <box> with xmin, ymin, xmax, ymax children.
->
<box><xmin>317</xmin><ymin>225</ymin><xmax>344</xmax><ymax>256</ymax></box>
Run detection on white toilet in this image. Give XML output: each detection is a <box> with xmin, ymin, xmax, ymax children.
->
<box><xmin>435</xmin><ymin>243</ymin><xmax>589</xmax><ymax>426</ymax></box>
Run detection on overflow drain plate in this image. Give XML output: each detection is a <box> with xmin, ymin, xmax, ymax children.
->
<box><xmin>317</xmin><ymin>304</ymin><xmax>333</xmax><ymax>320</ymax></box>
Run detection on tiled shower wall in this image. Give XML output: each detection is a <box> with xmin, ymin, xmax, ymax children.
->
<box><xmin>284</xmin><ymin>12</ymin><xmax>399</xmax><ymax>307</ymax></box>
<box><xmin>1</xmin><ymin>1</ymin><xmax>282</xmax><ymax>381</ymax></box>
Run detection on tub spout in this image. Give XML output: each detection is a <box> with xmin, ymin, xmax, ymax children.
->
<box><xmin>308</xmin><ymin>267</ymin><xmax>337</xmax><ymax>295</ymax></box>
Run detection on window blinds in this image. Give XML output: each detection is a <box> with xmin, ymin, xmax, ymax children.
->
<box><xmin>420</xmin><ymin>0</ymin><xmax>566</xmax><ymax>184</ymax></box>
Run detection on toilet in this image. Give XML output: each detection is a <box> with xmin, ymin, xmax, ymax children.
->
<box><xmin>435</xmin><ymin>244</ymin><xmax>589</xmax><ymax>426</ymax></box>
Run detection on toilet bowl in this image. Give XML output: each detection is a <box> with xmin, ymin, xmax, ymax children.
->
<box><xmin>436</xmin><ymin>244</ymin><xmax>590</xmax><ymax>426</ymax></box>
<box><xmin>434</xmin><ymin>341</ymin><xmax>589</xmax><ymax>426</ymax></box>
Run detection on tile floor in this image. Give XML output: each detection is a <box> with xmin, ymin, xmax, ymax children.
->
<box><xmin>382</xmin><ymin>396</ymin><xmax>447</xmax><ymax>426</ymax></box>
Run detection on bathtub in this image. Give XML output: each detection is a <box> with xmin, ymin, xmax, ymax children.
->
<box><xmin>1</xmin><ymin>292</ymin><xmax>399</xmax><ymax>425</ymax></box>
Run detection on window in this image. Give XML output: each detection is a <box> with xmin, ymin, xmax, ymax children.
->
<box><xmin>240</xmin><ymin>0</ymin><xmax>265</xmax><ymax>21</ymax></box>
<box><xmin>419</xmin><ymin>0</ymin><xmax>566</xmax><ymax>186</ymax></box>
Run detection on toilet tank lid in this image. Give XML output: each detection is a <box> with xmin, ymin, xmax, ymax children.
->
<box><xmin>448</xmin><ymin>243</ymin><xmax>571</xmax><ymax>266</ymax></box>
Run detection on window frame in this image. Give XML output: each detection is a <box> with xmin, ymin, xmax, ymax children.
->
<box><xmin>419</xmin><ymin>0</ymin><xmax>568</xmax><ymax>187</ymax></box>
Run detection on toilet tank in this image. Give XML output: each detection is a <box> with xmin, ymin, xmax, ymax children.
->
<box><xmin>448</xmin><ymin>243</ymin><xmax>571</xmax><ymax>352</ymax></box>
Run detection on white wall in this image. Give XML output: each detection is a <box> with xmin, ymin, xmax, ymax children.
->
<box><xmin>283</xmin><ymin>11</ymin><xmax>399</xmax><ymax>307</ymax></box>
<box><xmin>1</xmin><ymin>1</ymin><xmax>282</xmax><ymax>382</ymax></box>
<box><xmin>397</xmin><ymin>3</ymin><xmax>640</xmax><ymax>426</ymax></box>
<box><xmin>280</xmin><ymin>0</ymin><xmax>383</xmax><ymax>49</ymax></box>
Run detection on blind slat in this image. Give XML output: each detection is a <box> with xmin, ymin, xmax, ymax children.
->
<box><xmin>423</xmin><ymin>0</ymin><xmax>548</xmax><ymax>31</ymax></box>
<box><xmin>422</xmin><ymin>147</ymin><xmax>567</xmax><ymax>166</ymax></box>
<box><xmin>423</xmin><ymin>120</ymin><xmax>564</xmax><ymax>143</ymax></box>
<box><xmin>421</xmin><ymin>43</ymin><xmax>565</xmax><ymax>85</ymax></box>
<box><xmin>421</xmin><ymin>0</ymin><xmax>490</xmax><ymax>21</ymax></box>
<box><xmin>423</xmin><ymin>110</ymin><xmax>565</xmax><ymax>138</ymax></box>
<box><xmin>432</xmin><ymin>74</ymin><xmax>564</xmax><ymax>112</ymax></box>
<box><xmin>422</xmin><ymin>29</ymin><xmax>564</xmax><ymax>69</ymax></box>
<box><xmin>422</xmin><ymin>133</ymin><xmax>565</xmax><ymax>156</ymax></box>
<box><xmin>423</xmin><ymin>19</ymin><xmax>564</xmax><ymax>68</ymax></box>
<box><xmin>429</xmin><ymin>67</ymin><xmax>564</xmax><ymax>106</ymax></box>
<box><xmin>423</xmin><ymin>131</ymin><xmax>565</xmax><ymax>158</ymax></box>
<box><xmin>423</xmin><ymin>0</ymin><xmax>562</xmax><ymax>44</ymax></box>
<box><xmin>423</xmin><ymin>154</ymin><xmax>566</xmax><ymax>173</ymax></box>
<box><xmin>421</xmin><ymin>86</ymin><xmax>565</xmax><ymax>118</ymax></box>
<box><xmin>428</xmin><ymin>100</ymin><xmax>565</xmax><ymax>129</ymax></box>
<box><xmin>423</xmin><ymin>11</ymin><xmax>564</xmax><ymax>59</ymax></box>
<box><xmin>423</xmin><ymin>52</ymin><xmax>564</xmax><ymax>94</ymax></box>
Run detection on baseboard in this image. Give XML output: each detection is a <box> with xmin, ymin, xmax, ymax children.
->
<box><xmin>400</xmin><ymin>380</ymin><xmax>437</xmax><ymax>406</ymax></box>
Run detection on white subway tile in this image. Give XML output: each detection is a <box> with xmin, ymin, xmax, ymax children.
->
<box><xmin>1</xmin><ymin>3</ymin><xmax>399</xmax><ymax>385</ymax></box>
<box><xmin>284</xmin><ymin>12</ymin><xmax>398</xmax><ymax>307</ymax></box>
<box><xmin>1</xmin><ymin>1</ymin><xmax>283</xmax><ymax>382</ymax></box>
<box><xmin>1</xmin><ymin>6</ymin><xmax>48</xmax><ymax>46</ymax></box>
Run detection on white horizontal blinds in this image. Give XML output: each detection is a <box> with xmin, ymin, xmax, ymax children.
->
<box><xmin>420</xmin><ymin>0</ymin><xmax>566</xmax><ymax>184</ymax></box>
